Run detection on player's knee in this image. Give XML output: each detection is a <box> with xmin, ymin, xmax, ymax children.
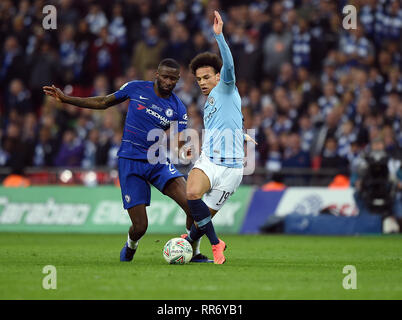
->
<box><xmin>186</xmin><ymin>189</ymin><xmax>203</xmax><ymax>200</ymax></box>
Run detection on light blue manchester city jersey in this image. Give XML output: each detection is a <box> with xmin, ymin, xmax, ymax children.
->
<box><xmin>202</xmin><ymin>33</ymin><xmax>244</xmax><ymax>168</ymax></box>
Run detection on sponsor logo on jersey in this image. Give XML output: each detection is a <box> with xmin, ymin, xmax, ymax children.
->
<box><xmin>137</xmin><ymin>104</ymin><xmax>146</xmax><ymax>110</ymax></box>
<box><xmin>150</xmin><ymin>104</ymin><xmax>163</xmax><ymax>112</ymax></box>
<box><xmin>146</xmin><ymin>108</ymin><xmax>170</xmax><ymax>126</ymax></box>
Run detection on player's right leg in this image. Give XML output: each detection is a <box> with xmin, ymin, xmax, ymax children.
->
<box><xmin>186</xmin><ymin>167</ymin><xmax>222</xmax><ymax>248</ymax></box>
<box><xmin>118</xmin><ymin>157</ymin><xmax>151</xmax><ymax>262</ymax></box>
<box><xmin>121</xmin><ymin>204</ymin><xmax>148</xmax><ymax>261</ymax></box>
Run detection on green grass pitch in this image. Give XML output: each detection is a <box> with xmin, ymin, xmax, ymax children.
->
<box><xmin>1</xmin><ymin>233</ymin><xmax>401</xmax><ymax>300</ymax></box>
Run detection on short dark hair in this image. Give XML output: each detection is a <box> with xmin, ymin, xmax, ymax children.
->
<box><xmin>158</xmin><ymin>58</ymin><xmax>180</xmax><ymax>70</ymax></box>
<box><xmin>189</xmin><ymin>52</ymin><xmax>222</xmax><ymax>75</ymax></box>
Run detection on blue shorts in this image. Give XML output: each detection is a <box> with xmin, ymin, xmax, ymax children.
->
<box><xmin>118</xmin><ymin>157</ymin><xmax>184</xmax><ymax>209</ymax></box>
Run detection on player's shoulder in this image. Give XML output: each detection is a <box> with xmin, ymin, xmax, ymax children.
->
<box><xmin>215</xmin><ymin>80</ymin><xmax>238</xmax><ymax>94</ymax></box>
<box><xmin>119</xmin><ymin>80</ymin><xmax>152</xmax><ymax>91</ymax></box>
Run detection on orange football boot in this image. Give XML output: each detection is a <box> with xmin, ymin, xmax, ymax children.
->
<box><xmin>212</xmin><ymin>239</ymin><xmax>227</xmax><ymax>264</ymax></box>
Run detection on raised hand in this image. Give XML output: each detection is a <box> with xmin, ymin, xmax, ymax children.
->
<box><xmin>213</xmin><ymin>10</ymin><xmax>223</xmax><ymax>35</ymax></box>
<box><xmin>43</xmin><ymin>85</ymin><xmax>66</xmax><ymax>102</ymax></box>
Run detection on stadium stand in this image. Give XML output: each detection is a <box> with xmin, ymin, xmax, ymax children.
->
<box><xmin>0</xmin><ymin>0</ymin><xmax>401</xmax><ymax>190</ymax></box>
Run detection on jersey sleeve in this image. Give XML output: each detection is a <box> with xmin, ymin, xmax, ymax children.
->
<box><xmin>215</xmin><ymin>33</ymin><xmax>235</xmax><ymax>91</ymax></box>
<box><xmin>113</xmin><ymin>81</ymin><xmax>137</xmax><ymax>100</ymax></box>
<box><xmin>176</xmin><ymin>100</ymin><xmax>188</xmax><ymax>132</ymax></box>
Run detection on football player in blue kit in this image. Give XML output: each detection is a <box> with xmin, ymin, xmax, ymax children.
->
<box><xmin>43</xmin><ymin>58</ymin><xmax>210</xmax><ymax>263</ymax></box>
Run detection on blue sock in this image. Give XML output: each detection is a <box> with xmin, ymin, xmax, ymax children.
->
<box><xmin>188</xmin><ymin>199</ymin><xmax>219</xmax><ymax>245</ymax></box>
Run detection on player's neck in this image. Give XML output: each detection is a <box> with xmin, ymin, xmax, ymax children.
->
<box><xmin>153</xmin><ymin>82</ymin><xmax>171</xmax><ymax>99</ymax></box>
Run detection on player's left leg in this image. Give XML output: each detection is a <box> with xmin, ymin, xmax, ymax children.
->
<box><xmin>186</xmin><ymin>167</ymin><xmax>221</xmax><ymax>247</ymax></box>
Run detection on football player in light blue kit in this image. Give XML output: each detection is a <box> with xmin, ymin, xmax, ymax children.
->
<box><xmin>183</xmin><ymin>11</ymin><xmax>252</xmax><ymax>264</ymax></box>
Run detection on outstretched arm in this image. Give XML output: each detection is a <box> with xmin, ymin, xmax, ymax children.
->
<box><xmin>43</xmin><ymin>85</ymin><xmax>125</xmax><ymax>110</ymax></box>
<box><xmin>213</xmin><ymin>11</ymin><xmax>235</xmax><ymax>85</ymax></box>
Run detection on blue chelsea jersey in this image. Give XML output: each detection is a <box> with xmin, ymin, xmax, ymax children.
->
<box><xmin>113</xmin><ymin>81</ymin><xmax>188</xmax><ymax>160</ymax></box>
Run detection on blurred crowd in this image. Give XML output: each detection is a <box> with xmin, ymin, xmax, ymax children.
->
<box><xmin>0</xmin><ymin>0</ymin><xmax>401</xmax><ymax>185</ymax></box>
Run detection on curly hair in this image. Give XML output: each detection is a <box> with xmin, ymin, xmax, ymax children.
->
<box><xmin>189</xmin><ymin>52</ymin><xmax>222</xmax><ymax>75</ymax></box>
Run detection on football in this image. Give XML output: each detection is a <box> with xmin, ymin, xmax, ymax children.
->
<box><xmin>162</xmin><ymin>237</ymin><xmax>193</xmax><ymax>264</ymax></box>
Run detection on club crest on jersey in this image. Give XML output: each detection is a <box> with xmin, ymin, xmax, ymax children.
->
<box><xmin>125</xmin><ymin>195</ymin><xmax>131</xmax><ymax>203</ymax></box>
<box><xmin>207</xmin><ymin>96</ymin><xmax>215</xmax><ymax>106</ymax></box>
<box><xmin>165</xmin><ymin>108</ymin><xmax>173</xmax><ymax>117</ymax></box>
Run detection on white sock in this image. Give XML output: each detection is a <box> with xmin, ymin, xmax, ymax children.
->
<box><xmin>127</xmin><ymin>234</ymin><xmax>139</xmax><ymax>250</ymax></box>
<box><xmin>187</xmin><ymin>228</ymin><xmax>201</xmax><ymax>255</ymax></box>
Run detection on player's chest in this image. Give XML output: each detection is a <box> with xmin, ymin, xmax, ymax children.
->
<box><xmin>130</xmin><ymin>96</ymin><xmax>176</xmax><ymax>127</ymax></box>
<box><xmin>203</xmin><ymin>95</ymin><xmax>220</xmax><ymax>123</ymax></box>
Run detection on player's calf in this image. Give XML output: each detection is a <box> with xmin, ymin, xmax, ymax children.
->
<box><xmin>187</xmin><ymin>199</ymin><xmax>219</xmax><ymax>245</ymax></box>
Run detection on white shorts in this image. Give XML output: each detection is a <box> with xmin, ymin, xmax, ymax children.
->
<box><xmin>192</xmin><ymin>153</ymin><xmax>243</xmax><ymax>211</ymax></box>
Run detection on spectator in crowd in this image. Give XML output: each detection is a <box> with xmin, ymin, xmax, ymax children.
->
<box><xmin>6</xmin><ymin>78</ymin><xmax>32</xmax><ymax>116</ymax></box>
<box><xmin>318</xmin><ymin>81</ymin><xmax>339</xmax><ymax>117</ymax></box>
<box><xmin>28</xmin><ymin>40</ymin><xmax>61</xmax><ymax>110</ymax></box>
<box><xmin>262</xmin><ymin>18</ymin><xmax>292</xmax><ymax>80</ymax></box>
<box><xmin>282</xmin><ymin>132</ymin><xmax>310</xmax><ymax>169</ymax></box>
<box><xmin>265</xmin><ymin>130</ymin><xmax>282</xmax><ymax>173</ymax></box>
<box><xmin>2</xmin><ymin>122</ymin><xmax>31</xmax><ymax>173</ymax></box>
<box><xmin>107</xmin><ymin>130</ymin><xmax>123</xmax><ymax>169</ymax></box>
<box><xmin>109</xmin><ymin>3</ymin><xmax>127</xmax><ymax>50</ymax></box>
<box><xmin>235</xmin><ymin>29</ymin><xmax>263</xmax><ymax>86</ymax></box>
<box><xmin>298</xmin><ymin>113</ymin><xmax>315</xmax><ymax>153</ymax></box>
<box><xmin>82</xmin><ymin>128</ymin><xmax>99</xmax><ymax>168</ymax></box>
<box><xmin>85</xmin><ymin>4</ymin><xmax>108</xmax><ymax>35</ymax></box>
<box><xmin>54</xmin><ymin>129</ymin><xmax>84</xmax><ymax>167</ymax></box>
<box><xmin>320</xmin><ymin>136</ymin><xmax>349</xmax><ymax>175</ymax></box>
<box><xmin>292</xmin><ymin>17</ymin><xmax>311</xmax><ymax>69</ymax></box>
<box><xmin>339</xmin><ymin>22</ymin><xmax>375</xmax><ymax>68</ymax></box>
<box><xmin>58</xmin><ymin>0</ymin><xmax>79</xmax><ymax>27</ymax></box>
<box><xmin>163</xmin><ymin>22</ymin><xmax>193</xmax><ymax>65</ymax></box>
<box><xmin>33</xmin><ymin>125</ymin><xmax>56</xmax><ymax>167</ymax></box>
<box><xmin>0</xmin><ymin>36</ymin><xmax>26</xmax><ymax>88</ymax></box>
<box><xmin>58</xmin><ymin>24</ymin><xmax>78</xmax><ymax>84</ymax></box>
<box><xmin>131</xmin><ymin>24</ymin><xmax>166</xmax><ymax>78</ymax></box>
<box><xmin>89</xmin><ymin>26</ymin><xmax>120</xmax><ymax>80</ymax></box>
